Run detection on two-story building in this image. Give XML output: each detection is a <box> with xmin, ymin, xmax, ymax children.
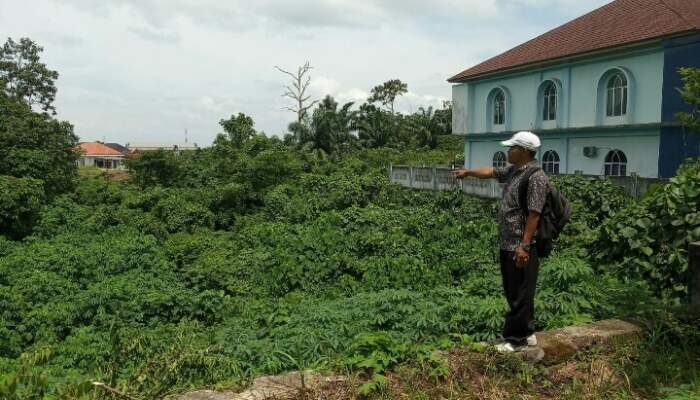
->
<box><xmin>449</xmin><ymin>0</ymin><xmax>700</xmax><ymax>178</ymax></box>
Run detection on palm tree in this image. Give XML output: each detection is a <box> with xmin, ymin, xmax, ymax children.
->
<box><xmin>353</xmin><ymin>103</ymin><xmax>393</xmax><ymax>148</ymax></box>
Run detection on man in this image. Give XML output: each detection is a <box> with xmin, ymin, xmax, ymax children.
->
<box><xmin>453</xmin><ymin>131</ymin><xmax>548</xmax><ymax>352</ymax></box>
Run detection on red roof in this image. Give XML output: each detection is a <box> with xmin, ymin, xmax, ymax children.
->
<box><xmin>78</xmin><ymin>142</ymin><xmax>124</xmax><ymax>156</ymax></box>
<box><xmin>448</xmin><ymin>0</ymin><xmax>700</xmax><ymax>82</ymax></box>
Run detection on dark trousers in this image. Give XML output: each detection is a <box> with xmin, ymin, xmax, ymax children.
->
<box><xmin>499</xmin><ymin>248</ymin><xmax>539</xmax><ymax>346</ymax></box>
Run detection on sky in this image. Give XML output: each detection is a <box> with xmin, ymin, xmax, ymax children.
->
<box><xmin>0</xmin><ymin>0</ymin><xmax>610</xmax><ymax>146</ymax></box>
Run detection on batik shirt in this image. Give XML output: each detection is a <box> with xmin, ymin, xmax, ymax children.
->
<box><xmin>493</xmin><ymin>160</ymin><xmax>549</xmax><ymax>251</ymax></box>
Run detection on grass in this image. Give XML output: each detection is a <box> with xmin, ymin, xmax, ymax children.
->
<box><xmin>77</xmin><ymin>166</ymin><xmax>104</xmax><ymax>178</ymax></box>
<box><xmin>289</xmin><ymin>308</ymin><xmax>700</xmax><ymax>400</ymax></box>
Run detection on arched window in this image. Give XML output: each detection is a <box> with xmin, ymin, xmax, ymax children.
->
<box><xmin>604</xmin><ymin>150</ymin><xmax>627</xmax><ymax>176</ymax></box>
<box><xmin>493</xmin><ymin>90</ymin><xmax>505</xmax><ymax>125</ymax></box>
<box><xmin>542</xmin><ymin>150</ymin><xmax>560</xmax><ymax>174</ymax></box>
<box><xmin>606</xmin><ymin>73</ymin><xmax>627</xmax><ymax>117</ymax></box>
<box><xmin>492</xmin><ymin>151</ymin><xmax>507</xmax><ymax>168</ymax></box>
<box><xmin>542</xmin><ymin>81</ymin><xmax>557</xmax><ymax>121</ymax></box>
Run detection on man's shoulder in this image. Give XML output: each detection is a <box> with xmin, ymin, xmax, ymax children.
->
<box><xmin>530</xmin><ymin>168</ymin><xmax>547</xmax><ymax>181</ymax></box>
<box><xmin>523</xmin><ymin>165</ymin><xmax>549</xmax><ymax>189</ymax></box>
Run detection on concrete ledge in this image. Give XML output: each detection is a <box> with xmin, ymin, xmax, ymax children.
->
<box><xmin>178</xmin><ymin>371</ymin><xmax>345</xmax><ymax>400</ymax></box>
<box><xmin>520</xmin><ymin>319</ymin><xmax>643</xmax><ymax>364</ymax></box>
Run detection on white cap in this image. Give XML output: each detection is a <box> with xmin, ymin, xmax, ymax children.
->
<box><xmin>500</xmin><ymin>131</ymin><xmax>541</xmax><ymax>151</ymax></box>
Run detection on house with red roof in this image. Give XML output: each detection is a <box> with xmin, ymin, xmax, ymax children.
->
<box><xmin>449</xmin><ymin>0</ymin><xmax>700</xmax><ymax>178</ymax></box>
<box><xmin>77</xmin><ymin>142</ymin><xmax>126</xmax><ymax>170</ymax></box>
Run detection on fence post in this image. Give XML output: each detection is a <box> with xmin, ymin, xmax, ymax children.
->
<box><xmin>432</xmin><ymin>167</ymin><xmax>438</xmax><ymax>191</ymax></box>
<box><xmin>690</xmin><ymin>242</ymin><xmax>700</xmax><ymax>308</ymax></box>
<box><xmin>630</xmin><ymin>172</ymin><xmax>639</xmax><ymax>198</ymax></box>
<box><xmin>389</xmin><ymin>163</ymin><xmax>393</xmax><ymax>182</ymax></box>
<box><xmin>409</xmin><ymin>166</ymin><xmax>414</xmax><ymax>189</ymax></box>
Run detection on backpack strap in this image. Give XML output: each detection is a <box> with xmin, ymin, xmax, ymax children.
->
<box><xmin>517</xmin><ymin>166</ymin><xmax>541</xmax><ymax>216</ymax></box>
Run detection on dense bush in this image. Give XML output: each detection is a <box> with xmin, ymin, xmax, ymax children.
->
<box><xmin>0</xmin><ymin>93</ymin><xmax>78</xmax><ymax>198</ymax></box>
<box><xmin>0</xmin><ymin>93</ymin><xmax>78</xmax><ymax>241</ymax></box>
<box><xmin>1</xmin><ymin>133</ymin><xmax>693</xmax><ymax>397</ymax></box>
<box><xmin>0</xmin><ymin>176</ymin><xmax>44</xmax><ymax>239</ymax></box>
<box><xmin>593</xmin><ymin>159</ymin><xmax>700</xmax><ymax>299</ymax></box>
<box><xmin>125</xmin><ymin>149</ymin><xmax>183</xmax><ymax>187</ymax></box>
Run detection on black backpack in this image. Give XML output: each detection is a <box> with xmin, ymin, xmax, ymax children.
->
<box><xmin>517</xmin><ymin>167</ymin><xmax>572</xmax><ymax>258</ymax></box>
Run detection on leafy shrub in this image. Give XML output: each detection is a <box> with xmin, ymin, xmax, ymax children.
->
<box><xmin>551</xmin><ymin>174</ymin><xmax>630</xmax><ymax>224</ymax></box>
<box><xmin>593</xmin><ymin>159</ymin><xmax>700</xmax><ymax>299</ymax></box>
<box><xmin>0</xmin><ymin>175</ymin><xmax>44</xmax><ymax>239</ymax></box>
<box><xmin>0</xmin><ymin>92</ymin><xmax>78</xmax><ymax>198</ymax></box>
<box><xmin>32</xmin><ymin>196</ymin><xmax>94</xmax><ymax>237</ymax></box>
<box><xmin>0</xmin><ymin>141</ymin><xmax>673</xmax><ymax>397</ymax></box>
<box><xmin>153</xmin><ymin>193</ymin><xmax>215</xmax><ymax>233</ymax></box>
<box><xmin>72</xmin><ymin>175</ymin><xmax>124</xmax><ymax>206</ymax></box>
<box><xmin>126</xmin><ymin>149</ymin><xmax>183</xmax><ymax>187</ymax></box>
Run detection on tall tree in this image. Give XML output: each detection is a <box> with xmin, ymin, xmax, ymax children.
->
<box><xmin>368</xmin><ymin>79</ymin><xmax>407</xmax><ymax>114</ymax></box>
<box><xmin>309</xmin><ymin>96</ymin><xmax>355</xmax><ymax>154</ymax></box>
<box><xmin>294</xmin><ymin>96</ymin><xmax>355</xmax><ymax>154</ymax></box>
<box><xmin>354</xmin><ymin>103</ymin><xmax>393</xmax><ymax>148</ymax></box>
<box><xmin>0</xmin><ymin>90</ymin><xmax>78</xmax><ymax>198</ymax></box>
<box><xmin>406</xmin><ymin>106</ymin><xmax>438</xmax><ymax>149</ymax></box>
<box><xmin>433</xmin><ymin>100</ymin><xmax>453</xmax><ymax>136</ymax></box>
<box><xmin>677</xmin><ymin>67</ymin><xmax>700</xmax><ymax>133</ymax></box>
<box><xmin>125</xmin><ymin>149</ymin><xmax>182</xmax><ymax>187</ymax></box>
<box><xmin>0</xmin><ymin>37</ymin><xmax>59</xmax><ymax>114</ymax></box>
<box><xmin>219</xmin><ymin>113</ymin><xmax>256</xmax><ymax>148</ymax></box>
<box><xmin>275</xmin><ymin>61</ymin><xmax>319</xmax><ymax>125</ymax></box>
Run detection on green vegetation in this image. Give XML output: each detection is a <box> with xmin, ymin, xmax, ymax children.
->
<box><xmin>2</xmin><ymin>136</ymin><xmax>698</xmax><ymax>398</ymax></box>
<box><xmin>677</xmin><ymin>67</ymin><xmax>700</xmax><ymax>133</ymax></box>
<box><xmin>1</xmin><ymin>39</ymin><xmax>698</xmax><ymax>399</ymax></box>
<box><xmin>0</xmin><ymin>37</ymin><xmax>78</xmax><ymax>240</ymax></box>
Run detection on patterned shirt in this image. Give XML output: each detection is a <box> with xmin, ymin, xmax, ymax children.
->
<box><xmin>493</xmin><ymin>161</ymin><xmax>549</xmax><ymax>251</ymax></box>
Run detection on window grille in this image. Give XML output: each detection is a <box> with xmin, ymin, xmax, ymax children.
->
<box><xmin>542</xmin><ymin>81</ymin><xmax>557</xmax><ymax>121</ymax></box>
<box><xmin>542</xmin><ymin>150</ymin><xmax>560</xmax><ymax>174</ymax></box>
<box><xmin>493</xmin><ymin>90</ymin><xmax>505</xmax><ymax>125</ymax></box>
<box><xmin>606</xmin><ymin>73</ymin><xmax>628</xmax><ymax>117</ymax></box>
<box><xmin>604</xmin><ymin>149</ymin><xmax>627</xmax><ymax>176</ymax></box>
<box><xmin>492</xmin><ymin>151</ymin><xmax>507</xmax><ymax>168</ymax></box>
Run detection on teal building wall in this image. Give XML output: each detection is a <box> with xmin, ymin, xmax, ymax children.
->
<box><xmin>451</xmin><ymin>39</ymin><xmax>697</xmax><ymax>179</ymax></box>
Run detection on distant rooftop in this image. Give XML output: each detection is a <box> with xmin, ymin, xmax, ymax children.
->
<box><xmin>127</xmin><ymin>142</ymin><xmax>199</xmax><ymax>150</ymax></box>
<box><xmin>78</xmin><ymin>142</ymin><xmax>124</xmax><ymax>157</ymax></box>
<box><xmin>104</xmin><ymin>142</ymin><xmax>129</xmax><ymax>155</ymax></box>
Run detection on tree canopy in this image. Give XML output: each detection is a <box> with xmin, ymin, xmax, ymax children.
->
<box><xmin>0</xmin><ymin>37</ymin><xmax>59</xmax><ymax>114</ymax></box>
<box><xmin>368</xmin><ymin>79</ymin><xmax>408</xmax><ymax>114</ymax></box>
<box><xmin>0</xmin><ymin>38</ymin><xmax>77</xmax><ymax>238</ymax></box>
<box><xmin>677</xmin><ymin>67</ymin><xmax>700</xmax><ymax>133</ymax></box>
<box><xmin>219</xmin><ymin>112</ymin><xmax>256</xmax><ymax>148</ymax></box>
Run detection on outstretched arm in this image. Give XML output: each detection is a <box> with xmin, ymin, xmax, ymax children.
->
<box><xmin>453</xmin><ymin>167</ymin><xmax>495</xmax><ymax>180</ymax></box>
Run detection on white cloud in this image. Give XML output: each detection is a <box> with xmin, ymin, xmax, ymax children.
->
<box><xmin>0</xmin><ymin>0</ymin><xmax>609</xmax><ymax>143</ymax></box>
<box><xmin>309</xmin><ymin>76</ymin><xmax>342</xmax><ymax>98</ymax></box>
<box><xmin>337</xmin><ymin>88</ymin><xmax>370</xmax><ymax>104</ymax></box>
<box><xmin>395</xmin><ymin>92</ymin><xmax>448</xmax><ymax>114</ymax></box>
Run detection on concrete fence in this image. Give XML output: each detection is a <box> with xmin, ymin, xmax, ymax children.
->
<box><xmin>389</xmin><ymin>164</ymin><xmax>660</xmax><ymax>199</ymax></box>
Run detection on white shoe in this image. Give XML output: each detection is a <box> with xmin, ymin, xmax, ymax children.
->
<box><xmin>495</xmin><ymin>342</ymin><xmax>521</xmax><ymax>353</ymax></box>
<box><xmin>527</xmin><ymin>334</ymin><xmax>537</xmax><ymax>346</ymax></box>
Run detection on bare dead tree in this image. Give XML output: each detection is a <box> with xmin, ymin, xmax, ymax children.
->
<box><xmin>274</xmin><ymin>61</ymin><xmax>319</xmax><ymax>124</ymax></box>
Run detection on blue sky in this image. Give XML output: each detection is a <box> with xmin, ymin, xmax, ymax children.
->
<box><xmin>0</xmin><ymin>0</ymin><xmax>609</xmax><ymax>146</ymax></box>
